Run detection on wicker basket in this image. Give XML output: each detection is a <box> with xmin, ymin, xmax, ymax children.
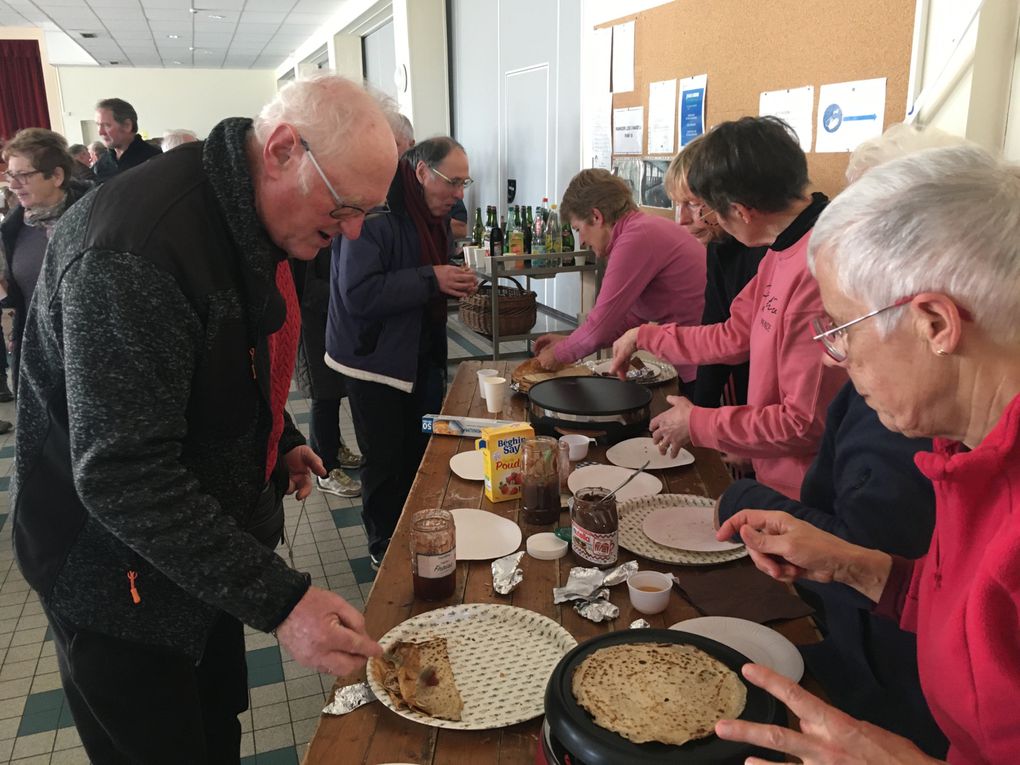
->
<box><xmin>459</xmin><ymin>276</ymin><xmax>537</xmax><ymax>336</ymax></box>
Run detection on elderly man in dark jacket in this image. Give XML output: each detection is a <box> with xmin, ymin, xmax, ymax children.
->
<box><xmin>325</xmin><ymin>137</ymin><xmax>477</xmax><ymax>564</ymax></box>
<box><xmin>12</xmin><ymin>76</ymin><xmax>397</xmax><ymax>764</ymax></box>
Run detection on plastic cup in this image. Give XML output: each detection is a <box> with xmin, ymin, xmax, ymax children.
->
<box><xmin>482</xmin><ymin>376</ymin><xmax>507</xmax><ymax>414</ymax></box>
<box><xmin>477</xmin><ymin>368</ymin><xmax>499</xmax><ymax>391</ymax></box>
<box><xmin>559</xmin><ymin>433</ymin><xmax>592</xmax><ymax>461</ymax></box>
<box><xmin>574</xmin><ymin>254</ymin><xmax>586</xmax><ymax>266</ymax></box>
<box><xmin>626</xmin><ymin>570</ymin><xmax>672</xmax><ymax>615</ymax></box>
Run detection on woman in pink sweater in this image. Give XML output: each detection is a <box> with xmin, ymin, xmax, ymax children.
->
<box><xmin>612</xmin><ymin>117</ymin><xmax>845</xmax><ymax>499</ymax></box>
<box><xmin>532</xmin><ymin>169</ymin><xmax>706</xmax><ymax>395</ymax></box>
<box><xmin>716</xmin><ymin>144</ymin><xmax>1020</xmax><ymax>765</ymax></box>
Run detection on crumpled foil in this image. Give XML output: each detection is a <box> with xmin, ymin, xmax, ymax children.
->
<box><xmin>629</xmin><ymin>618</ymin><xmax>651</xmax><ymax>629</ymax></box>
<box><xmin>552</xmin><ymin>560</ymin><xmax>638</xmax><ymax>603</ymax></box>
<box><xmin>574</xmin><ymin>595</ymin><xmax>619</xmax><ymax>623</ymax></box>
<box><xmin>322</xmin><ymin>682</ymin><xmax>376</xmax><ymax>715</ymax></box>
<box><xmin>492</xmin><ymin>551</ymin><xmax>525</xmax><ymax>595</ymax></box>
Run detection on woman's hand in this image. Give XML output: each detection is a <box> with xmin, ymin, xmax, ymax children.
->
<box><xmin>649</xmin><ymin>395</ymin><xmax>694</xmax><ymax>457</ymax></box>
<box><xmin>716</xmin><ymin>509</ymin><xmax>891</xmax><ymax>600</ymax></box>
<box><xmin>532</xmin><ymin>334</ymin><xmax>567</xmax><ymax>371</ymax></box>
<box><xmin>716</xmin><ymin>664</ymin><xmax>944</xmax><ymax>765</ymax></box>
<box><xmin>434</xmin><ymin>264</ymin><xmax>477</xmax><ymax>298</ymax></box>
<box><xmin>609</xmin><ymin>326</ymin><xmax>642</xmax><ymax>379</ymax></box>
<box><xmin>283</xmin><ymin>445</ymin><xmax>326</xmax><ymax>501</ymax></box>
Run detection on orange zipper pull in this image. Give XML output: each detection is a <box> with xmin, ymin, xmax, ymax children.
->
<box><xmin>249</xmin><ymin>347</ymin><xmax>256</xmax><ymax>380</ymax></box>
<box><xmin>127</xmin><ymin>570</ymin><xmax>141</xmax><ymax>604</ymax></box>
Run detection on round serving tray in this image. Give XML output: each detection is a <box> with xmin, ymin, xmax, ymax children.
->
<box><xmin>618</xmin><ymin>494</ymin><xmax>748</xmax><ymax>566</ymax></box>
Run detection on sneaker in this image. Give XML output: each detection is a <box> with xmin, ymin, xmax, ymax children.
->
<box><xmin>337</xmin><ymin>444</ymin><xmax>365</xmax><ymax>469</ymax></box>
<box><xmin>317</xmin><ymin>469</ymin><xmax>362</xmax><ymax>498</ymax></box>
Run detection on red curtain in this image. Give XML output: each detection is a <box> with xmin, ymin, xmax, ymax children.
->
<box><xmin>0</xmin><ymin>39</ymin><xmax>51</xmax><ymax>140</ymax></box>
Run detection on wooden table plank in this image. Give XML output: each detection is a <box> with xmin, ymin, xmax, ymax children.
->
<box><xmin>303</xmin><ymin>360</ymin><xmax>820</xmax><ymax>764</ymax></box>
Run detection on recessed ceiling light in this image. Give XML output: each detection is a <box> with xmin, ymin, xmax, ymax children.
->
<box><xmin>188</xmin><ymin>7</ymin><xmax>197</xmax><ymax>14</ymax></box>
<box><xmin>208</xmin><ymin>14</ymin><xmax>225</xmax><ymax>20</ymax></box>
<box><xmin>172</xmin><ymin>60</ymin><xmax>182</xmax><ymax>64</ymax></box>
<box><xmin>188</xmin><ymin>46</ymin><xmax>196</xmax><ymax>50</ymax></box>
<box><xmin>167</xmin><ymin>34</ymin><xmax>179</xmax><ymax>39</ymax></box>
<box><xmin>109</xmin><ymin>60</ymin><xmax>120</xmax><ymax>65</ymax></box>
<box><xmin>79</xmin><ymin>32</ymin><xmax>97</xmax><ymax>39</ymax></box>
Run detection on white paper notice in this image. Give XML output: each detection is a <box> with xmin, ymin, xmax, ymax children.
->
<box><xmin>815</xmin><ymin>78</ymin><xmax>886</xmax><ymax>153</ymax></box>
<box><xmin>613</xmin><ymin>106</ymin><xmax>643</xmax><ymax>154</ymax></box>
<box><xmin>678</xmin><ymin>74</ymin><xmax>707</xmax><ymax>147</ymax></box>
<box><xmin>647</xmin><ymin>79</ymin><xmax>677</xmax><ymax>154</ymax></box>
<box><xmin>592</xmin><ymin>26</ymin><xmax>612</xmax><ymax>93</ymax></box>
<box><xmin>759</xmin><ymin>86</ymin><xmax>814</xmax><ymax>153</ymax></box>
<box><xmin>611</xmin><ymin>21</ymin><xmax>635</xmax><ymax>93</ymax></box>
<box><xmin>591</xmin><ymin>92</ymin><xmax>613</xmax><ymax>169</ymax></box>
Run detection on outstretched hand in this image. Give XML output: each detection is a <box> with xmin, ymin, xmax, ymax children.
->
<box><xmin>716</xmin><ymin>664</ymin><xmax>943</xmax><ymax>765</ymax></box>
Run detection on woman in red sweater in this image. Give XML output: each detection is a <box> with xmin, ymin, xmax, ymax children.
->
<box><xmin>612</xmin><ymin>117</ymin><xmax>846</xmax><ymax>499</ymax></box>
<box><xmin>716</xmin><ymin>144</ymin><xmax>1020</xmax><ymax>764</ymax></box>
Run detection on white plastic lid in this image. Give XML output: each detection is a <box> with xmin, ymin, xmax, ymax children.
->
<box><xmin>527</xmin><ymin>532</ymin><xmax>568</xmax><ymax>560</ymax></box>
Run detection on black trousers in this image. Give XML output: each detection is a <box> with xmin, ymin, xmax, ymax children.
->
<box><xmin>308</xmin><ymin>397</ymin><xmax>343</xmax><ymax>472</ymax></box>
<box><xmin>345</xmin><ymin>360</ymin><xmax>445</xmax><ymax>558</ymax></box>
<box><xmin>45</xmin><ymin>606</ymin><xmax>248</xmax><ymax>765</ymax></box>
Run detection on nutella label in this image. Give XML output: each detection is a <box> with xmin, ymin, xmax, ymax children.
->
<box><xmin>572</xmin><ymin>522</ymin><xmax>618</xmax><ymax>566</ymax></box>
<box><xmin>416</xmin><ymin>549</ymin><xmax>456</xmax><ymax>579</ymax></box>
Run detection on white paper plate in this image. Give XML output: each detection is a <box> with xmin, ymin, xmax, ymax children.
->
<box><xmin>618</xmin><ymin>494</ymin><xmax>748</xmax><ymax>566</ymax></box>
<box><xmin>449</xmin><ymin>449</ymin><xmax>485</xmax><ymax>481</ymax></box>
<box><xmin>641</xmin><ymin>505</ymin><xmax>743</xmax><ymax>553</ymax></box>
<box><xmin>567</xmin><ymin>464</ymin><xmax>663</xmax><ymax>503</ymax></box>
<box><xmin>450</xmin><ymin>508</ymin><xmax>522</xmax><ymax>560</ymax></box>
<box><xmin>368</xmin><ymin>604</ymin><xmax>577</xmax><ymax>730</ymax></box>
<box><xmin>670</xmin><ymin>616</ymin><xmax>805</xmax><ymax>682</ymax></box>
<box><xmin>605</xmin><ymin>437</ymin><xmax>695</xmax><ymax>470</ymax></box>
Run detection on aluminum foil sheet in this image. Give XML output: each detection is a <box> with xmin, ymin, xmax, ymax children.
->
<box><xmin>552</xmin><ymin>560</ymin><xmax>638</xmax><ymax>603</ymax></box>
<box><xmin>492</xmin><ymin>551</ymin><xmax>525</xmax><ymax>595</ymax></box>
<box><xmin>574</xmin><ymin>596</ymin><xmax>619</xmax><ymax>623</ymax></box>
<box><xmin>629</xmin><ymin>618</ymin><xmax>651</xmax><ymax>629</ymax></box>
<box><xmin>322</xmin><ymin>682</ymin><xmax>376</xmax><ymax>716</ymax></box>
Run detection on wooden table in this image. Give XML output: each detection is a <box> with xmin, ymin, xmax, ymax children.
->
<box><xmin>304</xmin><ymin>360</ymin><xmax>819</xmax><ymax>764</ymax></box>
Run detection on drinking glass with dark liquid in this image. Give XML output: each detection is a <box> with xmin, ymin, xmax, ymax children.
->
<box><xmin>410</xmin><ymin>509</ymin><xmax>456</xmax><ymax>600</ymax></box>
<box><xmin>521</xmin><ymin>437</ymin><xmax>561</xmax><ymax>525</ymax></box>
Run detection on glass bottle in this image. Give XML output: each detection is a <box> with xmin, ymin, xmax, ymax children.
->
<box><xmin>410</xmin><ymin>509</ymin><xmax>457</xmax><ymax>600</ymax></box>
<box><xmin>521</xmin><ymin>436</ymin><xmax>560</xmax><ymax>525</ymax></box>
<box><xmin>545</xmin><ymin>204</ymin><xmax>562</xmax><ymax>254</ymax></box>
<box><xmin>570</xmin><ymin>488</ymin><xmax>619</xmax><ymax>568</ymax></box>
<box><xmin>472</xmin><ymin>207</ymin><xmax>485</xmax><ymax>247</ymax></box>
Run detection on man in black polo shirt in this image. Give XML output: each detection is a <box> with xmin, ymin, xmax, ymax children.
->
<box><xmin>93</xmin><ymin>97</ymin><xmax>161</xmax><ymax>182</ymax></box>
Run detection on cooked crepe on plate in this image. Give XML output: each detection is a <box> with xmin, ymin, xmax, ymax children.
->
<box><xmin>511</xmin><ymin>357</ymin><xmax>592</xmax><ymax>393</ymax></box>
<box><xmin>371</xmin><ymin>637</ymin><xmax>464</xmax><ymax>721</ymax></box>
<box><xmin>571</xmin><ymin>642</ymin><xmax>746</xmax><ymax>746</ymax></box>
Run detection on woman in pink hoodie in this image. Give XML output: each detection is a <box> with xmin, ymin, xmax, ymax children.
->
<box><xmin>612</xmin><ymin>117</ymin><xmax>846</xmax><ymax>499</ymax></box>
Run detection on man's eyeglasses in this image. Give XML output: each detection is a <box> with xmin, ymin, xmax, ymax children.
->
<box><xmin>429</xmin><ymin>165</ymin><xmax>473</xmax><ymax>189</ymax></box>
<box><xmin>681</xmin><ymin>200</ymin><xmax>717</xmax><ymax>225</ymax></box>
<box><xmin>2</xmin><ymin>170</ymin><xmax>42</xmax><ymax>186</ymax></box>
<box><xmin>299</xmin><ymin>137</ymin><xmax>390</xmax><ymax>221</ymax></box>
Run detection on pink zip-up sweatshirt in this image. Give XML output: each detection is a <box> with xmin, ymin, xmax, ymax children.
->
<box><xmin>553</xmin><ymin>211</ymin><xmax>706</xmax><ymax>382</ymax></box>
<box><xmin>637</xmin><ymin>228</ymin><xmax>845</xmax><ymax>498</ymax></box>
<box><xmin>876</xmin><ymin>393</ymin><xmax>1020</xmax><ymax>765</ymax></box>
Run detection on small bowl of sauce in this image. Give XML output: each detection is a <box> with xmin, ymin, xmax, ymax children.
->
<box><xmin>626</xmin><ymin>570</ymin><xmax>672</xmax><ymax>614</ymax></box>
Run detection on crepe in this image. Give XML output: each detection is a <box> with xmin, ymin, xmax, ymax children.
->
<box><xmin>571</xmin><ymin>642</ymin><xmax>746</xmax><ymax>746</ymax></box>
<box><xmin>511</xmin><ymin>357</ymin><xmax>592</xmax><ymax>393</ymax></box>
<box><xmin>371</xmin><ymin>637</ymin><xmax>464</xmax><ymax>721</ymax></box>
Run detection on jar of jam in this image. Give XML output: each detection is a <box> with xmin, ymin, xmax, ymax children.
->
<box><xmin>410</xmin><ymin>509</ymin><xmax>456</xmax><ymax>600</ymax></box>
<box><xmin>570</xmin><ymin>487</ymin><xmax>618</xmax><ymax>568</ymax></box>
<box><xmin>521</xmin><ymin>437</ymin><xmax>561</xmax><ymax>526</ymax></box>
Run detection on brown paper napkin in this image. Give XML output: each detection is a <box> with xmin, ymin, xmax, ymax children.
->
<box><xmin>671</xmin><ymin>561</ymin><xmax>814</xmax><ymax>624</ymax></box>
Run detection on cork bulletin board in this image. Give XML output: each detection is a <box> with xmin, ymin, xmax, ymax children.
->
<box><xmin>600</xmin><ymin>0</ymin><xmax>917</xmax><ymax>209</ymax></box>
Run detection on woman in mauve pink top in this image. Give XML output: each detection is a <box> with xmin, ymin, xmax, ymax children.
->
<box><xmin>532</xmin><ymin>169</ymin><xmax>705</xmax><ymax>391</ymax></box>
<box><xmin>612</xmin><ymin>117</ymin><xmax>846</xmax><ymax>499</ymax></box>
<box><xmin>716</xmin><ymin>144</ymin><xmax>1020</xmax><ymax>764</ymax></box>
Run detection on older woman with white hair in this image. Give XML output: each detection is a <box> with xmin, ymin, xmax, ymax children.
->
<box><xmin>715</xmin><ymin>144</ymin><xmax>1020</xmax><ymax>763</ymax></box>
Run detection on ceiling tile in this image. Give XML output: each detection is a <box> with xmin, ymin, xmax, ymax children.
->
<box><xmin>144</xmin><ymin>7</ymin><xmax>192</xmax><ymax>20</ymax></box>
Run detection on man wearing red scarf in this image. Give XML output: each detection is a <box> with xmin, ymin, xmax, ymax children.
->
<box><xmin>326</xmin><ymin>137</ymin><xmax>477</xmax><ymax>566</ymax></box>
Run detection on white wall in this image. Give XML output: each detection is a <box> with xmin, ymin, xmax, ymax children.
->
<box><xmin>56</xmin><ymin>66</ymin><xmax>277</xmax><ymax>145</ymax></box>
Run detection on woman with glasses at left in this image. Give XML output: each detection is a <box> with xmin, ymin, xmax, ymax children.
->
<box><xmin>1</xmin><ymin>129</ymin><xmax>93</xmax><ymax>395</ymax></box>
<box><xmin>325</xmin><ymin>136</ymin><xmax>477</xmax><ymax>568</ymax></box>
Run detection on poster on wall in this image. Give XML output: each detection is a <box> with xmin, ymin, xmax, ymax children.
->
<box><xmin>612</xmin><ymin>158</ymin><xmax>643</xmax><ymax>206</ymax></box>
<box><xmin>591</xmin><ymin>92</ymin><xmax>613</xmax><ymax>169</ymax></box>
<box><xmin>613</xmin><ymin>106</ymin><xmax>644</xmax><ymax>154</ymax></box>
<box><xmin>759</xmin><ymin>85</ymin><xmax>814</xmax><ymax>153</ymax></box>
<box><xmin>611</xmin><ymin>21</ymin><xmax>635</xmax><ymax>93</ymax></box>
<box><xmin>679</xmin><ymin>74</ymin><xmax>708</xmax><ymax>146</ymax></box>
<box><xmin>647</xmin><ymin>79</ymin><xmax>677</xmax><ymax>154</ymax></box>
<box><xmin>641</xmin><ymin>158</ymin><xmax>673</xmax><ymax>209</ymax></box>
<box><xmin>814</xmin><ymin>78</ymin><xmax>886</xmax><ymax>153</ymax></box>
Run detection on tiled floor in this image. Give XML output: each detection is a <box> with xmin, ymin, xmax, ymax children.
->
<box><xmin>0</xmin><ymin>323</ymin><xmax>529</xmax><ymax>764</ymax></box>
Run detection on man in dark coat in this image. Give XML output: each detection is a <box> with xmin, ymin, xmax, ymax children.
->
<box><xmin>92</xmin><ymin>97</ymin><xmax>162</xmax><ymax>182</ymax></box>
<box><xmin>12</xmin><ymin>76</ymin><xmax>397</xmax><ymax>763</ymax></box>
